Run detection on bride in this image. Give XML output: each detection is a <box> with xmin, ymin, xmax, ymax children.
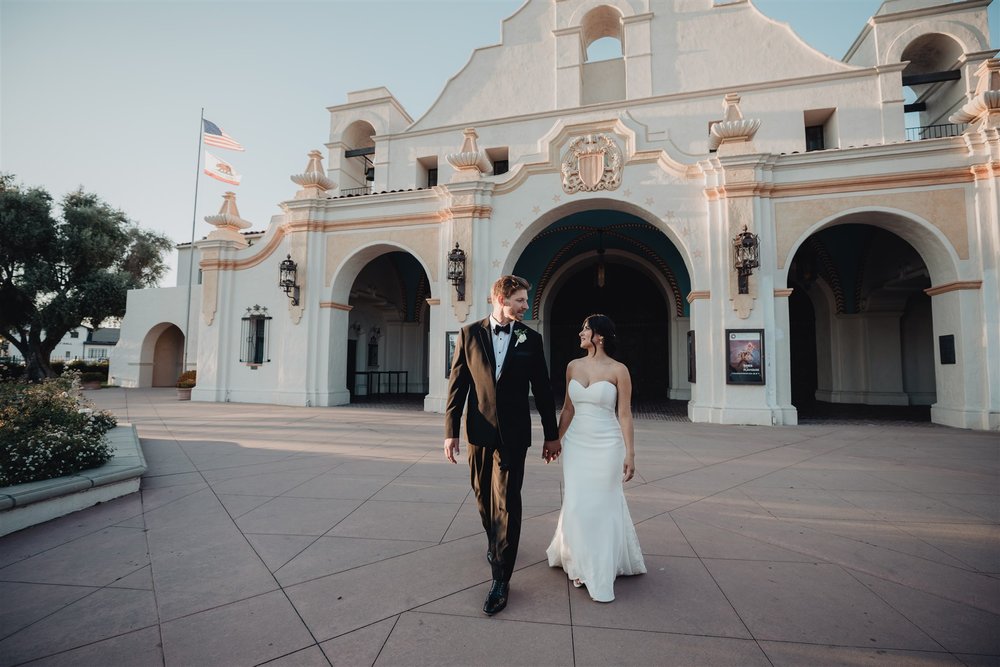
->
<box><xmin>546</xmin><ymin>314</ymin><xmax>646</xmax><ymax>602</ymax></box>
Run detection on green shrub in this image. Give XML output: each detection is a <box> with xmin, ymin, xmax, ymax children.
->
<box><xmin>67</xmin><ymin>360</ymin><xmax>110</xmax><ymax>380</ymax></box>
<box><xmin>0</xmin><ymin>371</ymin><xmax>118</xmax><ymax>486</ymax></box>
<box><xmin>80</xmin><ymin>372</ymin><xmax>105</xmax><ymax>384</ymax></box>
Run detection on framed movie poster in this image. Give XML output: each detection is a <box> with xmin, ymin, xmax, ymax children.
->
<box><xmin>687</xmin><ymin>330</ymin><xmax>696</xmax><ymax>383</ymax></box>
<box><xmin>725</xmin><ymin>329</ymin><xmax>765</xmax><ymax>385</ymax></box>
<box><xmin>445</xmin><ymin>331</ymin><xmax>458</xmax><ymax>378</ymax></box>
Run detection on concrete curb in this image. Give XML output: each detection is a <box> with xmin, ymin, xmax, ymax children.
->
<box><xmin>0</xmin><ymin>424</ymin><xmax>146</xmax><ymax>536</ymax></box>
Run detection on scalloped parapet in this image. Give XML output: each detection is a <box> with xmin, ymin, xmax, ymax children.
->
<box><xmin>291</xmin><ymin>149</ymin><xmax>336</xmax><ymax>197</ymax></box>
<box><xmin>949</xmin><ymin>60</ymin><xmax>1000</xmax><ymax>129</ymax></box>
<box><xmin>709</xmin><ymin>93</ymin><xmax>761</xmax><ymax>155</ymax></box>
<box><xmin>446</xmin><ymin>128</ymin><xmax>492</xmax><ymax>182</ymax></box>
<box><xmin>204</xmin><ymin>191</ymin><xmax>251</xmax><ymax>243</ymax></box>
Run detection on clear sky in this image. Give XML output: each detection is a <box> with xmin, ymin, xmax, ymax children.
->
<box><xmin>2</xmin><ymin>0</ymin><xmax>996</xmax><ymax>287</ymax></box>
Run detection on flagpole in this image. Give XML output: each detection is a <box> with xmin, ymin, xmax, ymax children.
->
<box><xmin>182</xmin><ymin>107</ymin><xmax>204</xmax><ymax>375</ymax></box>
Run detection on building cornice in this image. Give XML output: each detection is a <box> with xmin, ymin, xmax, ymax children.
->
<box><xmin>393</xmin><ymin>66</ymin><xmax>898</xmax><ymax>143</ymax></box>
<box><xmin>769</xmin><ymin>165</ymin><xmax>973</xmax><ymax>199</ymax></box>
<box><xmin>871</xmin><ymin>0</ymin><xmax>990</xmax><ymax>25</ymax></box>
<box><xmin>326</xmin><ymin>95</ymin><xmax>414</xmax><ymax>124</ymax></box>
<box><xmin>925</xmin><ymin>280</ymin><xmax>982</xmax><ymax>297</ymax></box>
<box><xmin>687</xmin><ymin>291</ymin><xmax>710</xmax><ymax>303</ymax></box>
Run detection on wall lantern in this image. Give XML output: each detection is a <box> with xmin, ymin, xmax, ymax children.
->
<box><xmin>447</xmin><ymin>242</ymin><xmax>467</xmax><ymax>301</ymax></box>
<box><xmin>733</xmin><ymin>225</ymin><xmax>760</xmax><ymax>294</ymax></box>
<box><xmin>278</xmin><ymin>254</ymin><xmax>300</xmax><ymax>306</ymax></box>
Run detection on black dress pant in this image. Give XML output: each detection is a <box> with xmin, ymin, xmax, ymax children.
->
<box><xmin>468</xmin><ymin>443</ymin><xmax>525</xmax><ymax>583</ymax></box>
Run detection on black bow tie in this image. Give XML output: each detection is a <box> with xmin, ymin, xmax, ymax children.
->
<box><xmin>493</xmin><ymin>323</ymin><xmax>511</xmax><ymax>336</ymax></box>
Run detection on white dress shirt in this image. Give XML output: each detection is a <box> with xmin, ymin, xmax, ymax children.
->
<box><xmin>489</xmin><ymin>315</ymin><xmax>511</xmax><ymax>380</ymax></box>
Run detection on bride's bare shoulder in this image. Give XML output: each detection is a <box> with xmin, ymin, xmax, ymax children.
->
<box><xmin>613</xmin><ymin>360</ymin><xmax>631</xmax><ymax>377</ymax></box>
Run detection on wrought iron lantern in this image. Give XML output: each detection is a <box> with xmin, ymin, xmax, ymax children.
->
<box><xmin>733</xmin><ymin>225</ymin><xmax>760</xmax><ymax>294</ymax></box>
<box><xmin>278</xmin><ymin>254</ymin><xmax>300</xmax><ymax>306</ymax></box>
<box><xmin>447</xmin><ymin>242</ymin><xmax>467</xmax><ymax>301</ymax></box>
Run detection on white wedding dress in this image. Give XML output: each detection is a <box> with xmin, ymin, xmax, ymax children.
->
<box><xmin>546</xmin><ymin>379</ymin><xmax>646</xmax><ymax>602</ymax></box>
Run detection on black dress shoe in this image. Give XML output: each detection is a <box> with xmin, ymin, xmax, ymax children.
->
<box><xmin>483</xmin><ymin>579</ymin><xmax>509</xmax><ymax>615</ymax></box>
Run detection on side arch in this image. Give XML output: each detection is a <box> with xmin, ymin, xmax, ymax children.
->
<box><xmin>778</xmin><ymin>207</ymin><xmax>961</xmax><ymax>288</ymax></box>
<box><xmin>327</xmin><ymin>237</ymin><xmax>438</xmax><ymax>304</ymax></box>
<box><xmin>139</xmin><ymin>322</ymin><xmax>185</xmax><ymax>387</ymax></box>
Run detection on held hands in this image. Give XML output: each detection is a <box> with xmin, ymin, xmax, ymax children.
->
<box><xmin>444</xmin><ymin>438</ymin><xmax>460</xmax><ymax>464</ymax></box>
<box><xmin>542</xmin><ymin>439</ymin><xmax>562</xmax><ymax>463</ymax></box>
<box><xmin>623</xmin><ymin>454</ymin><xmax>636</xmax><ymax>483</ymax></box>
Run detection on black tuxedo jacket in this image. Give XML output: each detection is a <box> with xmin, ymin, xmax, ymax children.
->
<box><xmin>445</xmin><ymin>318</ymin><xmax>558</xmax><ymax>463</ymax></box>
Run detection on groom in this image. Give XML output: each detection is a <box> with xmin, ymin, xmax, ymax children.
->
<box><xmin>444</xmin><ymin>274</ymin><xmax>560</xmax><ymax>615</ymax></box>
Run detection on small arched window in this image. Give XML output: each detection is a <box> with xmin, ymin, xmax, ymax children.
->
<box><xmin>581</xmin><ymin>5</ymin><xmax>623</xmax><ymax>61</ymax></box>
<box><xmin>899</xmin><ymin>33</ymin><xmax>965</xmax><ymax>139</ymax></box>
<box><xmin>342</xmin><ymin>120</ymin><xmax>376</xmax><ymax>195</ymax></box>
<box><xmin>580</xmin><ymin>5</ymin><xmax>625</xmax><ymax>104</ymax></box>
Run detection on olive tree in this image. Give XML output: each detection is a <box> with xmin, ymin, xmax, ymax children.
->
<box><xmin>0</xmin><ymin>175</ymin><xmax>174</xmax><ymax>380</ymax></box>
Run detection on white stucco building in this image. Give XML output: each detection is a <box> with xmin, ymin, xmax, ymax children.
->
<box><xmin>112</xmin><ymin>0</ymin><xmax>998</xmax><ymax>430</ymax></box>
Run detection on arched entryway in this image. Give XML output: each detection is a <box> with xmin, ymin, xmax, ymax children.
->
<box><xmin>512</xmin><ymin>208</ymin><xmax>691</xmax><ymax>406</ymax></box>
<box><xmin>344</xmin><ymin>251</ymin><xmax>430</xmax><ymax>403</ymax></box>
<box><xmin>139</xmin><ymin>323</ymin><xmax>184</xmax><ymax>387</ymax></box>
<box><xmin>787</xmin><ymin>223</ymin><xmax>935</xmax><ymax>420</ymax></box>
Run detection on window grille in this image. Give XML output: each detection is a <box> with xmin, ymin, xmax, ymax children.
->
<box><xmin>240</xmin><ymin>305</ymin><xmax>272</xmax><ymax>365</ymax></box>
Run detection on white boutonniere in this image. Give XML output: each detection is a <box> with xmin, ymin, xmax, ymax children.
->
<box><xmin>514</xmin><ymin>330</ymin><xmax>527</xmax><ymax>347</ymax></box>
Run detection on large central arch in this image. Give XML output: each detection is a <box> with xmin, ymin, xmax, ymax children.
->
<box><xmin>510</xmin><ymin>206</ymin><xmax>692</xmax><ymax>402</ymax></box>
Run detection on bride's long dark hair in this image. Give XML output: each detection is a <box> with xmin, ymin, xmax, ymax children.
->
<box><xmin>584</xmin><ymin>314</ymin><xmax>618</xmax><ymax>357</ymax></box>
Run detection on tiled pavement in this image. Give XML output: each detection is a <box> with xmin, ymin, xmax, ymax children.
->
<box><xmin>0</xmin><ymin>388</ymin><xmax>997</xmax><ymax>666</ymax></box>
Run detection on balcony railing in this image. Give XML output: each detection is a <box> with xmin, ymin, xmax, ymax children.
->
<box><xmin>905</xmin><ymin>123</ymin><xmax>967</xmax><ymax>141</ymax></box>
<box><xmin>340</xmin><ymin>186</ymin><xmax>372</xmax><ymax>196</ymax></box>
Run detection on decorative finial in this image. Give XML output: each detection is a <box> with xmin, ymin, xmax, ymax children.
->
<box><xmin>445</xmin><ymin>128</ymin><xmax>492</xmax><ymax>182</ymax></box>
<box><xmin>204</xmin><ymin>191</ymin><xmax>252</xmax><ymax>242</ymax></box>
<box><xmin>291</xmin><ymin>150</ymin><xmax>336</xmax><ymax>196</ymax></box>
<box><xmin>709</xmin><ymin>92</ymin><xmax>761</xmax><ymax>154</ymax></box>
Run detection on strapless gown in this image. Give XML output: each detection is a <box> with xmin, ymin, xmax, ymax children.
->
<box><xmin>546</xmin><ymin>379</ymin><xmax>646</xmax><ymax>602</ymax></box>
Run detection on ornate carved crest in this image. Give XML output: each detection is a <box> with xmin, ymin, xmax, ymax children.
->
<box><xmin>560</xmin><ymin>134</ymin><xmax>623</xmax><ymax>194</ymax></box>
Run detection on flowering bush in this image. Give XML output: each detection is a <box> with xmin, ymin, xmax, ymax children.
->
<box><xmin>0</xmin><ymin>371</ymin><xmax>117</xmax><ymax>486</ymax></box>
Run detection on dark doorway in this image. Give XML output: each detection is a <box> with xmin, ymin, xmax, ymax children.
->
<box><xmin>788</xmin><ymin>223</ymin><xmax>934</xmax><ymax>423</ymax></box>
<box><xmin>548</xmin><ymin>262</ymin><xmax>670</xmax><ymax>402</ymax></box>
<box><xmin>788</xmin><ymin>285</ymin><xmax>817</xmax><ymax>408</ymax></box>
<box><xmin>346</xmin><ymin>339</ymin><xmax>357</xmax><ymax>398</ymax></box>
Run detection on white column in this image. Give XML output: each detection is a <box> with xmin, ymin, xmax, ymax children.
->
<box><xmin>424</xmin><ymin>298</ymin><xmax>447</xmax><ymax>412</ymax></box>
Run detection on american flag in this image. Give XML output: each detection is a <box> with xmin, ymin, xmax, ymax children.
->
<box><xmin>203</xmin><ymin>119</ymin><xmax>244</xmax><ymax>151</ymax></box>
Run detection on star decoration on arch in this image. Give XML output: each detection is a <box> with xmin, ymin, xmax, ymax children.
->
<box><xmin>552</xmin><ymin>195</ymin><xmax>561</xmax><ymax>203</ymax></box>
<box><xmin>514</xmin><ymin>221</ymin><xmax>523</xmax><ymax>229</ymax></box>
<box><xmin>644</xmin><ymin>197</ymin><xmax>655</xmax><ymax>206</ymax></box>
<box><xmin>501</xmin><ymin>239</ymin><xmax>509</xmax><ymax>248</ymax></box>
<box><xmin>532</xmin><ymin>205</ymin><xmax>541</xmax><ymax>214</ymax></box>
<box><xmin>492</xmin><ymin>259</ymin><xmax>501</xmax><ymax>268</ymax></box>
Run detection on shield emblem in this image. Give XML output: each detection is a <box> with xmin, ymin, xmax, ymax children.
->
<box><xmin>578</xmin><ymin>152</ymin><xmax>604</xmax><ymax>190</ymax></box>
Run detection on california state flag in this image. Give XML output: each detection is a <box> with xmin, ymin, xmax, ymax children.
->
<box><xmin>204</xmin><ymin>152</ymin><xmax>242</xmax><ymax>185</ymax></box>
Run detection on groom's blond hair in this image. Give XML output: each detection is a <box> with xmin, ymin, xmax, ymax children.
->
<box><xmin>491</xmin><ymin>275</ymin><xmax>531</xmax><ymax>302</ymax></box>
